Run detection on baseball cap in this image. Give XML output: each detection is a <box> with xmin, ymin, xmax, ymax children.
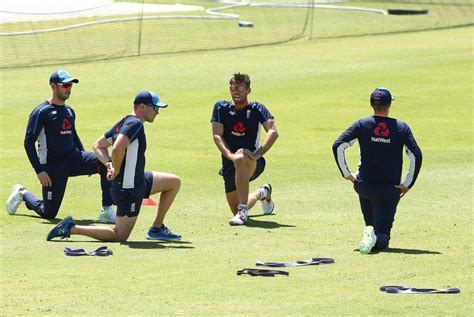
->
<box><xmin>370</xmin><ymin>87</ymin><xmax>394</xmax><ymax>106</ymax></box>
<box><xmin>49</xmin><ymin>69</ymin><xmax>79</xmax><ymax>84</ymax></box>
<box><xmin>134</xmin><ymin>90</ymin><xmax>168</xmax><ymax>108</ymax></box>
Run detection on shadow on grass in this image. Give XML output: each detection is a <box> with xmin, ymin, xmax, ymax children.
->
<box><xmin>15</xmin><ymin>214</ymin><xmax>117</xmax><ymax>226</ymax></box>
<box><xmin>375</xmin><ymin>248</ymin><xmax>442</xmax><ymax>255</ymax></box>
<box><xmin>248</xmin><ymin>214</ymin><xmax>272</xmax><ymax>218</ymax></box>
<box><xmin>47</xmin><ymin>240</ymin><xmax>194</xmax><ymax>250</ymax></box>
<box><xmin>11</xmin><ymin>213</ymin><xmax>51</xmax><ymax>220</ymax></box>
<box><xmin>246</xmin><ymin>215</ymin><xmax>296</xmax><ymax>229</ymax></box>
<box><xmin>35</xmin><ymin>218</ymin><xmax>113</xmax><ymax>226</ymax></box>
<box><xmin>122</xmin><ymin>241</ymin><xmax>194</xmax><ymax>250</ymax></box>
<box><xmin>354</xmin><ymin>248</ymin><xmax>442</xmax><ymax>255</ymax></box>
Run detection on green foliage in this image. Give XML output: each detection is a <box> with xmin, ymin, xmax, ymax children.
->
<box><xmin>0</xmin><ymin>23</ymin><xmax>472</xmax><ymax>315</ymax></box>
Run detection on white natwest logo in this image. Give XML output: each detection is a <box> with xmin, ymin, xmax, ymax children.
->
<box><xmin>371</xmin><ymin>137</ymin><xmax>390</xmax><ymax>143</ymax></box>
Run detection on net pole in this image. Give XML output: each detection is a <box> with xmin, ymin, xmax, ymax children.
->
<box><xmin>308</xmin><ymin>0</ymin><xmax>315</xmax><ymax>40</ymax></box>
<box><xmin>137</xmin><ymin>0</ymin><xmax>145</xmax><ymax>56</ymax></box>
<box><xmin>299</xmin><ymin>0</ymin><xmax>312</xmax><ymax>40</ymax></box>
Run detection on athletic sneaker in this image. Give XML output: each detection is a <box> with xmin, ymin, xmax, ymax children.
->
<box><xmin>146</xmin><ymin>225</ymin><xmax>182</xmax><ymax>241</ymax></box>
<box><xmin>98</xmin><ymin>206</ymin><xmax>116</xmax><ymax>224</ymax></box>
<box><xmin>259</xmin><ymin>183</ymin><xmax>274</xmax><ymax>215</ymax></box>
<box><xmin>47</xmin><ymin>216</ymin><xmax>76</xmax><ymax>241</ymax></box>
<box><xmin>6</xmin><ymin>184</ymin><xmax>25</xmax><ymax>215</ymax></box>
<box><xmin>229</xmin><ymin>209</ymin><xmax>248</xmax><ymax>226</ymax></box>
<box><xmin>359</xmin><ymin>225</ymin><xmax>377</xmax><ymax>254</ymax></box>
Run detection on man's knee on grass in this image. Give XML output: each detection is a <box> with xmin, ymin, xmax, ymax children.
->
<box><xmin>115</xmin><ymin>216</ymin><xmax>137</xmax><ymax>242</ymax></box>
<box><xmin>42</xmin><ymin>205</ymin><xmax>60</xmax><ymax>220</ymax></box>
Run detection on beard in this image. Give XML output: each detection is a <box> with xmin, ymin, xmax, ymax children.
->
<box><xmin>56</xmin><ymin>90</ymin><xmax>70</xmax><ymax>102</ymax></box>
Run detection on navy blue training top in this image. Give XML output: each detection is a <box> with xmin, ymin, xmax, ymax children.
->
<box><xmin>332</xmin><ymin>115</ymin><xmax>422</xmax><ymax>188</ymax></box>
<box><xmin>211</xmin><ymin>100</ymin><xmax>274</xmax><ymax>168</ymax></box>
<box><xmin>104</xmin><ymin>115</ymin><xmax>146</xmax><ymax>190</ymax></box>
<box><xmin>24</xmin><ymin>100</ymin><xmax>84</xmax><ymax>173</ymax></box>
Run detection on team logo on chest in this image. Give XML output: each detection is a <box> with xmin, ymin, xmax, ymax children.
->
<box><xmin>60</xmin><ymin>118</ymin><xmax>73</xmax><ymax>134</ymax></box>
<box><xmin>232</xmin><ymin>122</ymin><xmax>246</xmax><ymax>136</ymax></box>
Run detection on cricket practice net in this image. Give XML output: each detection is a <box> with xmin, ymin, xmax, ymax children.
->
<box><xmin>0</xmin><ymin>0</ymin><xmax>472</xmax><ymax>68</ymax></box>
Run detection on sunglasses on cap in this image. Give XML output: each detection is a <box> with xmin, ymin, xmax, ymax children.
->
<box><xmin>55</xmin><ymin>83</ymin><xmax>73</xmax><ymax>88</ymax></box>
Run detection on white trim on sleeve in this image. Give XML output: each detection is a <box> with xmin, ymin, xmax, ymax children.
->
<box><xmin>336</xmin><ymin>139</ymin><xmax>357</xmax><ymax>177</ymax></box>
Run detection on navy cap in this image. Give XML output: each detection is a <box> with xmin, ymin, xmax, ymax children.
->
<box><xmin>370</xmin><ymin>87</ymin><xmax>394</xmax><ymax>106</ymax></box>
<box><xmin>134</xmin><ymin>90</ymin><xmax>168</xmax><ymax>108</ymax></box>
<box><xmin>49</xmin><ymin>69</ymin><xmax>79</xmax><ymax>84</ymax></box>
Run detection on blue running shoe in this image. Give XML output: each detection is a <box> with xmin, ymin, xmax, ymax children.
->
<box><xmin>146</xmin><ymin>225</ymin><xmax>181</xmax><ymax>241</ymax></box>
<box><xmin>47</xmin><ymin>216</ymin><xmax>76</xmax><ymax>241</ymax></box>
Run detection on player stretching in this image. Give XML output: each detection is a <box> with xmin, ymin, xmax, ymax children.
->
<box><xmin>6</xmin><ymin>70</ymin><xmax>115</xmax><ymax>223</ymax></box>
<box><xmin>211</xmin><ymin>73</ymin><xmax>279</xmax><ymax>225</ymax></box>
<box><xmin>333</xmin><ymin>87</ymin><xmax>422</xmax><ymax>254</ymax></box>
<box><xmin>47</xmin><ymin>91</ymin><xmax>181</xmax><ymax>242</ymax></box>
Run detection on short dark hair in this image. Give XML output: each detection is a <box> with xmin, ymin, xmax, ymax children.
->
<box><xmin>371</xmin><ymin>102</ymin><xmax>391</xmax><ymax>112</ymax></box>
<box><xmin>229</xmin><ymin>73</ymin><xmax>251</xmax><ymax>87</ymax></box>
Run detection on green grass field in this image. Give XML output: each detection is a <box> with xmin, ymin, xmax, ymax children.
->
<box><xmin>0</xmin><ymin>16</ymin><xmax>472</xmax><ymax>316</ymax></box>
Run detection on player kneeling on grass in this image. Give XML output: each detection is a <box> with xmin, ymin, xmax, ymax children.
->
<box><xmin>332</xmin><ymin>88</ymin><xmax>422</xmax><ymax>254</ymax></box>
<box><xmin>211</xmin><ymin>73</ymin><xmax>279</xmax><ymax>226</ymax></box>
<box><xmin>47</xmin><ymin>91</ymin><xmax>182</xmax><ymax>242</ymax></box>
<box><xmin>6</xmin><ymin>69</ymin><xmax>115</xmax><ymax>223</ymax></box>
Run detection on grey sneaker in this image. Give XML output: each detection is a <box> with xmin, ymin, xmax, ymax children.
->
<box><xmin>6</xmin><ymin>184</ymin><xmax>25</xmax><ymax>215</ymax></box>
<box><xmin>360</xmin><ymin>226</ymin><xmax>377</xmax><ymax>254</ymax></box>
<box><xmin>98</xmin><ymin>206</ymin><xmax>116</xmax><ymax>224</ymax></box>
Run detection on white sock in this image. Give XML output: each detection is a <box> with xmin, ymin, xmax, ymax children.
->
<box><xmin>19</xmin><ymin>189</ymin><xmax>27</xmax><ymax>199</ymax></box>
<box><xmin>102</xmin><ymin>206</ymin><xmax>114</xmax><ymax>212</ymax></box>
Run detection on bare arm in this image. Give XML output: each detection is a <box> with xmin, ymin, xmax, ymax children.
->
<box><xmin>93</xmin><ymin>135</ymin><xmax>113</xmax><ymax>166</ymax></box>
<box><xmin>246</xmin><ymin>119</ymin><xmax>279</xmax><ymax>160</ymax></box>
<box><xmin>107</xmin><ymin>134</ymin><xmax>130</xmax><ymax>180</ymax></box>
<box><xmin>93</xmin><ymin>135</ymin><xmax>115</xmax><ymax>178</ymax></box>
<box><xmin>212</xmin><ymin>122</ymin><xmax>234</xmax><ymax>160</ymax></box>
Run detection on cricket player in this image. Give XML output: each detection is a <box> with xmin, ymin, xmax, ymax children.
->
<box><xmin>6</xmin><ymin>70</ymin><xmax>115</xmax><ymax>222</ymax></box>
<box><xmin>211</xmin><ymin>73</ymin><xmax>279</xmax><ymax>225</ymax></box>
<box><xmin>47</xmin><ymin>90</ymin><xmax>182</xmax><ymax>242</ymax></box>
<box><xmin>332</xmin><ymin>87</ymin><xmax>422</xmax><ymax>254</ymax></box>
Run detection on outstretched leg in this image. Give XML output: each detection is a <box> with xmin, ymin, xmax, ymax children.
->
<box><xmin>71</xmin><ymin>215</ymin><xmax>138</xmax><ymax>242</ymax></box>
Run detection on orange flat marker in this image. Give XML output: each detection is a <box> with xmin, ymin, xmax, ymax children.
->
<box><xmin>142</xmin><ymin>198</ymin><xmax>157</xmax><ymax>206</ymax></box>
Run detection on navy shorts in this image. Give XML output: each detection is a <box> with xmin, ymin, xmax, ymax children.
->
<box><xmin>220</xmin><ymin>157</ymin><xmax>266</xmax><ymax>193</ymax></box>
<box><xmin>111</xmin><ymin>171</ymin><xmax>154</xmax><ymax>217</ymax></box>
